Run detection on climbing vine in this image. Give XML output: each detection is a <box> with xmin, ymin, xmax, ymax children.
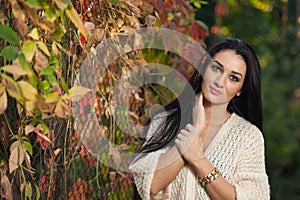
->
<box><xmin>0</xmin><ymin>0</ymin><xmax>208</xmax><ymax>199</ymax></box>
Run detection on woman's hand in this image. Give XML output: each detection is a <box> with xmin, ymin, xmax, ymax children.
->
<box><xmin>192</xmin><ymin>93</ymin><xmax>206</xmax><ymax>131</ymax></box>
<box><xmin>175</xmin><ymin>124</ymin><xmax>205</xmax><ymax>163</ymax></box>
<box><xmin>175</xmin><ymin>94</ymin><xmax>206</xmax><ymax>163</ymax></box>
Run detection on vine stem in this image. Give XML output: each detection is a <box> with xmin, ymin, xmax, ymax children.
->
<box><xmin>3</xmin><ymin>112</ymin><xmax>14</xmax><ymax>135</ymax></box>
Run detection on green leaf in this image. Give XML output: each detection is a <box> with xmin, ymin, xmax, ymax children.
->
<box><xmin>22</xmin><ymin>141</ymin><xmax>33</xmax><ymax>156</ymax></box>
<box><xmin>48</xmin><ymin>74</ymin><xmax>58</xmax><ymax>85</ymax></box>
<box><xmin>39</xmin><ymin>80</ymin><xmax>51</xmax><ymax>91</ymax></box>
<box><xmin>0</xmin><ymin>24</ymin><xmax>19</xmax><ymax>45</ymax></box>
<box><xmin>110</xmin><ymin>0</ymin><xmax>119</xmax><ymax>5</ymax></box>
<box><xmin>29</xmin><ymin>75</ymin><xmax>39</xmax><ymax>88</ymax></box>
<box><xmin>51</xmin><ymin>24</ymin><xmax>66</xmax><ymax>42</ymax></box>
<box><xmin>167</xmin><ymin>13</ymin><xmax>174</xmax><ymax>21</ymax></box>
<box><xmin>196</xmin><ymin>20</ymin><xmax>209</xmax><ymax>31</ymax></box>
<box><xmin>25</xmin><ymin>182</ymin><xmax>32</xmax><ymax>199</ymax></box>
<box><xmin>40</xmin><ymin>122</ymin><xmax>49</xmax><ymax>131</ymax></box>
<box><xmin>25</xmin><ymin>0</ymin><xmax>50</xmax><ymax>9</ymax></box>
<box><xmin>193</xmin><ymin>1</ymin><xmax>201</xmax><ymax>8</ymax></box>
<box><xmin>21</xmin><ymin>40</ymin><xmax>37</xmax><ymax>62</ymax></box>
<box><xmin>0</xmin><ymin>46</ymin><xmax>19</xmax><ymax>61</ymax></box>
<box><xmin>45</xmin><ymin>8</ymin><xmax>57</xmax><ymax>23</ymax></box>
<box><xmin>60</xmin><ymin>77</ymin><xmax>69</xmax><ymax>93</ymax></box>
<box><xmin>35</xmin><ymin>184</ymin><xmax>40</xmax><ymax>200</ymax></box>
<box><xmin>40</xmin><ymin>66</ymin><xmax>54</xmax><ymax>75</ymax></box>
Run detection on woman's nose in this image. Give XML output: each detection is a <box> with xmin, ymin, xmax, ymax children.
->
<box><xmin>213</xmin><ymin>76</ymin><xmax>224</xmax><ymax>88</ymax></box>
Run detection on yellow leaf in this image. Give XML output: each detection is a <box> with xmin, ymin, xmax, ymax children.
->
<box><xmin>0</xmin><ymin>82</ymin><xmax>5</xmax><ymax>95</ymax></box>
<box><xmin>54</xmin><ymin>96</ymin><xmax>70</xmax><ymax>118</ymax></box>
<box><xmin>17</xmin><ymin>81</ymin><xmax>38</xmax><ymax>101</ymax></box>
<box><xmin>37</xmin><ymin>41</ymin><xmax>50</xmax><ymax>56</ymax></box>
<box><xmin>12</xmin><ymin>59</ymin><xmax>33</xmax><ymax>77</ymax></box>
<box><xmin>24</xmin><ymin>100</ymin><xmax>36</xmax><ymax>112</ymax></box>
<box><xmin>9</xmin><ymin>141</ymin><xmax>25</xmax><ymax>174</ymax></box>
<box><xmin>69</xmin><ymin>86</ymin><xmax>91</xmax><ymax>101</ymax></box>
<box><xmin>27</xmin><ymin>28</ymin><xmax>39</xmax><ymax>40</ymax></box>
<box><xmin>21</xmin><ymin>40</ymin><xmax>37</xmax><ymax>62</ymax></box>
<box><xmin>45</xmin><ymin>92</ymin><xmax>59</xmax><ymax>104</ymax></box>
<box><xmin>1</xmin><ymin>65</ymin><xmax>28</xmax><ymax>80</ymax></box>
<box><xmin>25</xmin><ymin>125</ymin><xmax>35</xmax><ymax>135</ymax></box>
<box><xmin>52</xmin><ymin>42</ymin><xmax>59</xmax><ymax>56</ymax></box>
<box><xmin>54</xmin><ymin>148</ymin><xmax>61</xmax><ymax>156</ymax></box>
<box><xmin>0</xmin><ymin>90</ymin><xmax>7</xmax><ymax>114</ymax></box>
<box><xmin>37</xmin><ymin>96</ymin><xmax>56</xmax><ymax>113</ymax></box>
<box><xmin>1</xmin><ymin>74</ymin><xmax>24</xmax><ymax>102</ymax></box>
<box><xmin>54</xmin><ymin>0</ymin><xmax>68</xmax><ymax>10</ymax></box>
<box><xmin>65</xmin><ymin>7</ymin><xmax>87</xmax><ymax>39</ymax></box>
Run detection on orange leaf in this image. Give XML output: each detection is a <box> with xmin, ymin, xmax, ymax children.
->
<box><xmin>119</xmin><ymin>144</ymin><xmax>131</xmax><ymax>151</ymax></box>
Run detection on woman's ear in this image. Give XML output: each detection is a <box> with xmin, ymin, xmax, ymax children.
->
<box><xmin>236</xmin><ymin>91</ymin><xmax>242</xmax><ymax>97</ymax></box>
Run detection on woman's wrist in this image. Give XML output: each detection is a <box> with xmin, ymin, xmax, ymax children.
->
<box><xmin>189</xmin><ymin>157</ymin><xmax>215</xmax><ymax>179</ymax></box>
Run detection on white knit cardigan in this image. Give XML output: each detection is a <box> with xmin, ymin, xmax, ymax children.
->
<box><xmin>129</xmin><ymin>113</ymin><xmax>270</xmax><ymax>200</ymax></box>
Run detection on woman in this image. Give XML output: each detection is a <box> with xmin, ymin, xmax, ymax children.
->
<box><xmin>129</xmin><ymin>38</ymin><xmax>270</xmax><ymax>199</ymax></box>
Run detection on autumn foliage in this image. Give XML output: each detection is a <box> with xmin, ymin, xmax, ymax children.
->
<box><xmin>0</xmin><ymin>0</ymin><xmax>208</xmax><ymax>199</ymax></box>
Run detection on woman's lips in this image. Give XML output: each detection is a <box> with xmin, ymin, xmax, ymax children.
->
<box><xmin>209</xmin><ymin>86</ymin><xmax>223</xmax><ymax>95</ymax></box>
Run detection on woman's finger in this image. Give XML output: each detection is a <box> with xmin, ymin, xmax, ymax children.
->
<box><xmin>180</xmin><ymin>129</ymin><xmax>189</xmax><ymax>135</ymax></box>
<box><xmin>185</xmin><ymin>124</ymin><xmax>194</xmax><ymax>132</ymax></box>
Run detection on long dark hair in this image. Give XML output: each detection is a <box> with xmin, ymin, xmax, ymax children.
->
<box><xmin>137</xmin><ymin>38</ymin><xmax>263</xmax><ymax>155</ymax></box>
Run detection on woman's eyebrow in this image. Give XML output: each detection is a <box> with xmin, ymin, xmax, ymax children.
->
<box><xmin>214</xmin><ymin>60</ymin><xmax>243</xmax><ymax>78</ymax></box>
<box><xmin>213</xmin><ymin>60</ymin><xmax>224</xmax><ymax>68</ymax></box>
<box><xmin>232</xmin><ymin>70</ymin><xmax>243</xmax><ymax>78</ymax></box>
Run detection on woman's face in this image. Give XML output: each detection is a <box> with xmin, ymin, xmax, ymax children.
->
<box><xmin>201</xmin><ymin>50</ymin><xmax>247</xmax><ymax>106</ymax></box>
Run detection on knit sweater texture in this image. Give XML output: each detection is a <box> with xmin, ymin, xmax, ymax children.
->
<box><xmin>129</xmin><ymin>112</ymin><xmax>270</xmax><ymax>200</ymax></box>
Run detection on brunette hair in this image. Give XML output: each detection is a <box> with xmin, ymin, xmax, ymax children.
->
<box><xmin>137</xmin><ymin>38</ymin><xmax>263</xmax><ymax>155</ymax></box>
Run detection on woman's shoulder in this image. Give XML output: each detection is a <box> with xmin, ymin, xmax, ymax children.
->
<box><xmin>144</xmin><ymin>111</ymin><xmax>169</xmax><ymax>140</ymax></box>
<box><xmin>230</xmin><ymin>113</ymin><xmax>260</xmax><ymax>131</ymax></box>
<box><xmin>229</xmin><ymin>113</ymin><xmax>264</xmax><ymax>142</ymax></box>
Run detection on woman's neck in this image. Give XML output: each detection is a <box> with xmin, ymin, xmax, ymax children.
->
<box><xmin>201</xmin><ymin>101</ymin><xmax>231</xmax><ymax>150</ymax></box>
<box><xmin>203</xmin><ymin>101</ymin><xmax>230</xmax><ymax>126</ymax></box>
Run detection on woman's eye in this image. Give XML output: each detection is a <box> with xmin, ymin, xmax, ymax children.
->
<box><xmin>230</xmin><ymin>75</ymin><xmax>239</xmax><ymax>82</ymax></box>
<box><xmin>211</xmin><ymin>65</ymin><xmax>221</xmax><ymax>72</ymax></box>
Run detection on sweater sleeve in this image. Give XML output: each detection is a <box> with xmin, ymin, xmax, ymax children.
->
<box><xmin>129</xmin><ymin>113</ymin><xmax>171</xmax><ymax>200</ymax></box>
<box><xmin>231</xmin><ymin>125</ymin><xmax>270</xmax><ymax>200</ymax></box>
